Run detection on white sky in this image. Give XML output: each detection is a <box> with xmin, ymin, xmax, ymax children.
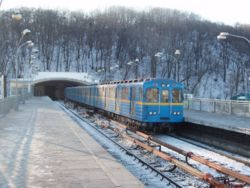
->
<box><xmin>1</xmin><ymin>0</ymin><xmax>250</xmax><ymax>26</ymax></box>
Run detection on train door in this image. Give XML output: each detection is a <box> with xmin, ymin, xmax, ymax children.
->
<box><xmin>104</xmin><ymin>87</ymin><xmax>107</xmax><ymax>109</ymax></box>
<box><xmin>169</xmin><ymin>88</ymin><xmax>183</xmax><ymax>122</ymax></box>
<box><xmin>130</xmin><ymin>86</ymin><xmax>136</xmax><ymax>117</ymax></box>
<box><xmin>161</xmin><ymin>89</ymin><xmax>171</xmax><ymax>117</ymax></box>
<box><xmin>145</xmin><ymin>87</ymin><xmax>160</xmax><ymax>115</ymax></box>
<box><xmin>89</xmin><ymin>87</ymin><xmax>92</xmax><ymax>106</ymax></box>
<box><xmin>86</xmin><ymin>87</ymin><xmax>89</xmax><ymax>105</ymax></box>
<box><xmin>90</xmin><ymin>87</ymin><xmax>94</xmax><ymax>106</ymax></box>
<box><xmin>115</xmin><ymin>86</ymin><xmax>120</xmax><ymax>112</ymax></box>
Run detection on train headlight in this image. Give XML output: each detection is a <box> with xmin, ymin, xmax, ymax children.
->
<box><xmin>149</xmin><ymin>112</ymin><xmax>153</xmax><ymax>115</ymax></box>
<box><xmin>173</xmin><ymin>112</ymin><xmax>177</xmax><ymax>115</ymax></box>
<box><xmin>177</xmin><ymin>112</ymin><xmax>181</xmax><ymax>115</ymax></box>
<box><xmin>153</xmin><ymin>112</ymin><xmax>157</xmax><ymax>115</ymax></box>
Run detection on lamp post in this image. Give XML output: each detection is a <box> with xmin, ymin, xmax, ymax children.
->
<box><xmin>217</xmin><ymin>32</ymin><xmax>250</xmax><ymax>45</ymax></box>
<box><xmin>108</xmin><ymin>64</ymin><xmax>119</xmax><ymax>81</ymax></box>
<box><xmin>217</xmin><ymin>32</ymin><xmax>250</xmax><ymax>95</ymax></box>
<box><xmin>23</xmin><ymin>41</ymin><xmax>34</xmax><ymax>101</ymax></box>
<box><xmin>110</xmin><ymin>64</ymin><xmax>119</xmax><ymax>71</ymax></box>
<box><xmin>11</xmin><ymin>13</ymin><xmax>33</xmax><ymax>109</ymax></box>
<box><xmin>127</xmin><ymin>58</ymin><xmax>141</xmax><ymax>79</ymax></box>
<box><xmin>174</xmin><ymin>49</ymin><xmax>181</xmax><ymax>82</ymax></box>
<box><xmin>11</xmin><ymin>13</ymin><xmax>23</xmax><ymax>21</ymax></box>
<box><xmin>155</xmin><ymin>50</ymin><xmax>181</xmax><ymax>80</ymax></box>
<box><xmin>96</xmin><ymin>68</ymin><xmax>105</xmax><ymax>73</ymax></box>
<box><xmin>154</xmin><ymin>52</ymin><xmax>164</xmax><ymax>78</ymax></box>
<box><xmin>134</xmin><ymin>58</ymin><xmax>140</xmax><ymax>78</ymax></box>
<box><xmin>96</xmin><ymin>67</ymin><xmax>105</xmax><ymax>82</ymax></box>
<box><xmin>127</xmin><ymin>58</ymin><xmax>140</xmax><ymax>67</ymax></box>
<box><xmin>14</xmin><ymin>38</ymin><xmax>33</xmax><ymax>109</ymax></box>
<box><xmin>28</xmin><ymin>50</ymin><xmax>39</xmax><ymax>95</ymax></box>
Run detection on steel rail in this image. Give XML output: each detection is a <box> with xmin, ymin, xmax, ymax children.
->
<box><xmin>109</xmin><ymin>121</ymin><xmax>224</xmax><ymax>188</ymax></box>
<box><xmin>111</xmin><ymin>121</ymin><xmax>250</xmax><ymax>186</ymax></box>
<box><xmin>151</xmin><ymin>137</ymin><xmax>250</xmax><ymax>185</ymax></box>
<box><xmin>168</xmin><ymin>134</ymin><xmax>250</xmax><ymax>167</ymax></box>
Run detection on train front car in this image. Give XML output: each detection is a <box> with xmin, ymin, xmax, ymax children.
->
<box><xmin>142</xmin><ymin>79</ymin><xmax>184</xmax><ymax>128</ymax></box>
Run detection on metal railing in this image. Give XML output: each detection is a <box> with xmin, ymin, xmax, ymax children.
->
<box><xmin>0</xmin><ymin>96</ymin><xmax>18</xmax><ymax>117</ymax></box>
<box><xmin>185</xmin><ymin>98</ymin><xmax>250</xmax><ymax>118</ymax></box>
<box><xmin>0</xmin><ymin>92</ymin><xmax>32</xmax><ymax>117</ymax></box>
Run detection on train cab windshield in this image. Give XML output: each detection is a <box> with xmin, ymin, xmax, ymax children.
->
<box><xmin>172</xmin><ymin>89</ymin><xmax>183</xmax><ymax>103</ymax></box>
<box><xmin>146</xmin><ymin>88</ymin><xmax>159</xmax><ymax>102</ymax></box>
<box><xmin>162</xmin><ymin>90</ymin><xmax>169</xmax><ymax>102</ymax></box>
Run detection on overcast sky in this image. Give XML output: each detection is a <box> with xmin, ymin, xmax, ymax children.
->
<box><xmin>1</xmin><ymin>0</ymin><xmax>249</xmax><ymax>26</ymax></box>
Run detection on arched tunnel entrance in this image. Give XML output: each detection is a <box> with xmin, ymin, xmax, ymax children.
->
<box><xmin>33</xmin><ymin>80</ymin><xmax>83</xmax><ymax>100</ymax></box>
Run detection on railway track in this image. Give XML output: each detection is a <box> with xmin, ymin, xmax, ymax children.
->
<box><xmin>130</xmin><ymin>129</ymin><xmax>250</xmax><ymax>185</ymax></box>
<box><xmin>165</xmin><ymin>134</ymin><xmax>250</xmax><ymax>167</ymax></box>
<box><xmin>59</xmin><ymin>103</ymin><xmax>185</xmax><ymax>187</ymax></box>
<box><xmin>60</xmin><ymin>101</ymin><xmax>250</xmax><ymax>188</ymax></box>
<box><xmin>111</xmin><ymin>121</ymin><xmax>250</xmax><ymax>187</ymax></box>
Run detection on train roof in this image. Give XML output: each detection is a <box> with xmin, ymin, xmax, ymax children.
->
<box><xmin>65</xmin><ymin>78</ymin><xmax>182</xmax><ymax>89</ymax></box>
<box><xmin>98</xmin><ymin>78</ymin><xmax>179</xmax><ymax>85</ymax></box>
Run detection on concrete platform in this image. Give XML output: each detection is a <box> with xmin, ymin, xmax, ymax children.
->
<box><xmin>0</xmin><ymin>97</ymin><xmax>144</xmax><ymax>188</ymax></box>
<box><xmin>184</xmin><ymin>109</ymin><xmax>250</xmax><ymax>135</ymax></box>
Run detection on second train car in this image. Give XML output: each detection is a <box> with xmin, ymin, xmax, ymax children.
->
<box><xmin>65</xmin><ymin>78</ymin><xmax>184</xmax><ymax>129</ymax></box>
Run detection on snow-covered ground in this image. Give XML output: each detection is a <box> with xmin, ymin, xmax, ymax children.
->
<box><xmin>33</xmin><ymin>72</ymin><xmax>99</xmax><ymax>84</ymax></box>
<box><xmin>157</xmin><ymin>134</ymin><xmax>250</xmax><ymax>186</ymax></box>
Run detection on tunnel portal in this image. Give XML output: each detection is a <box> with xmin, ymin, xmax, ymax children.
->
<box><xmin>34</xmin><ymin>80</ymin><xmax>83</xmax><ymax>100</ymax></box>
<box><xmin>31</xmin><ymin>72</ymin><xmax>96</xmax><ymax>100</ymax></box>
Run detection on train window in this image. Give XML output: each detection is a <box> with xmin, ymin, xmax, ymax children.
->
<box><xmin>93</xmin><ymin>88</ymin><xmax>96</xmax><ymax>97</ymax></box>
<box><xmin>108</xmin><ymin>87</ymin><xmax>111</xmax><ymax>98</ymax></box>
<box><xmin>86</xmin><ymin>88</ymin><xmax>88</xmax><ymax>97</ymax></box>
<box><xmin>98</xmin><ymin>87</ymin><xmax>104</xmax><ymax>98</ymax></box>
<box><xmin>146</xmin><ymin>88</ymin><xmax>159</xmax><ymax>102</ymax></box>
<box><xmin>121</xmin><ymin>87</ymin><xmax>128</xmax><ymax>99</ymax></box>
<box><xmin>172</xmin><ymin>89</ymin><xmax>182</xmax><ymax>103</ymax></box>
<box><xmin>131</xmin><ymin>87</ymin><xmax>136</xmax><ymax>100</ymax></box>
<box><xmin>139</xmin><ymin>87</ymin><xmax>143</xmax><ymax>101</ymax></box>
<box><xmin>85</xmin><ymin>88</ymin><xmax>87</xmax><ymax>97</ymax></box>
<box><xmin>162</xmin><ymin>90</ymin><xmax>169</xmax><ymax>102</ymax></box>
<box><xmin>116</xmin><ymin>87</ymin><xmax>121</xmax><ymax>99</ymax></box>
<box><xmin>111</xmin><ymin>87</ymin><xmax>115</xmax><ymax>98</ymax></box>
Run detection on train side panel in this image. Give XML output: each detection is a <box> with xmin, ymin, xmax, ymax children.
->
<box><xmin>64</xmin><ymin>78</ymin><xmax>184</xmax><ymax>125</ymax></box>
<box><xmin>105</xmin><ymin>85</ymin><xmax>116</xmax><ymax>114</ymax></box>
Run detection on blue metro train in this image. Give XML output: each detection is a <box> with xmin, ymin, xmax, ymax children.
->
<box><xmin>65</xmin><ymin>78</ymin><xmax>184</xmax><ymax>129</ymax></box>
